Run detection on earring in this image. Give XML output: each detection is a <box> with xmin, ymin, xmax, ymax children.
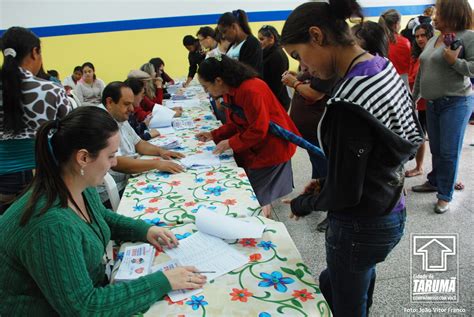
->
<box><xmin>80</xmin><ymin>168</ymin><xmax>85</xmax><ymax>176</ymax></box>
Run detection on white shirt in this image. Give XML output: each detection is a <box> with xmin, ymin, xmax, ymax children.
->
<box><xmin>62</xmin><ymin>75</ymin><xmax>78</xmax><ymax>90</ymax></box>
<box><xmin>226</xmin><ymin>40</ymin><xmax>246</xmax><ymax>60</ymax></box>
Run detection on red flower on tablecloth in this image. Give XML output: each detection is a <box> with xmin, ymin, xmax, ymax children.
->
<box><xmin>249</xmin><ymin>253</ymin><xmax>262</xmax><ymax>262</ymax></box>
<box><xmin>230</xmin><ymin>288</ymin><xmax>253</xmax><ymax>302</ymax></box>
<box><xmin>206</xmin><ymin>171</ymin><xmax>214</xmax><ymax>176</ymax></box>
<box><xmin>145</xmin><ymin>207</ymin><xmax>158</xmax><ymax>213</ymax></box>
<box><xmin>223</xmin><ymin>199</ymin><xmax>237</xmax><ymax>205</ymax></box>
<box><xmin>196</xmin><ymin>150</ymin><xmax>203</xmax><ymax>154</ymax></box>
<box><xmin>184</xmin><ymin>201</ymin><xmax>197</xmax><ymax>207</ymax></box>
<box><xmin>154</xmin><ymin>248</ymin><xmax>162</xmax><ymax>257</ymax></box>
<box><xmin>292</xmin><ymin>289</ymin><xmax>315</xmax><ymax>302</ymax></box>
<box><xmin>149</xmin><ymin>198</ymin><xmax>160</xmax><ymax>203</ymax></box>
<box><xmin>164</xmin><ymin>295</ymin><xmax>184</xmax><ymax>306</ymax></box>
<box><xmin>206</xmin><ymin>179</ymin><xmax>217</xmax><ymax>184</ymax></box>
<box><xmin>170</xmin><ymin>181</ymin><xmax>181</xmax><ymax>186</ymax></box>
<box><xmin>238</xmin><ymin>173</ymin><xmax>246</xmax><ymax>178</ymax></box>
<box><xmin>197</xmin><ymin>142</ymin><xmax>205</xmax><ymax>146</ymax></box>
<box><xmin>239</xmin><ymin>238</ymin><xmax>257</xmax><ymax>247</ymax></box>
<box><xmin>136</xmin><ymin>181</ymin><xmax>147</xmax><ymax>186</ymax></box>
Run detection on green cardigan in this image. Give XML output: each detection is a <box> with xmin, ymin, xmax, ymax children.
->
<box><xmin>0</xmin><ymin>187</ymin><xmax>171</xmax><ymax>316</ymax></box>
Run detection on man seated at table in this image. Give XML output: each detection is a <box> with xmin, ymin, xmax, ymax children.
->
<box><xmin>99</xmin><ymin>81</ymin><xmax>185</xmax><ymax>201</ymax></box>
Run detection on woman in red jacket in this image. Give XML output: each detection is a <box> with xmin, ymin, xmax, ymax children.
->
<box><xmin>196</xmin><ymin>56</ymin><xmax>299</xmax><ymax>218</ymax></box>
<box><xmin>379</xmin><ymin>9</ymin><xmax>411</xmax><ymax>87</ymax></box>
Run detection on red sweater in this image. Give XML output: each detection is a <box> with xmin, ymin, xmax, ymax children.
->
<box><xmin>141</xmin><ymin>88</ymin><xmax>164</xmax><ymax>112</ymax></box>
<box><xmin>211</xmin><ymin>78</ymin><xmax>299</xmax><ymax>169</ymax></box>
<box><xmin>408</xmin><ymin>57</ymin><xmax>426</xmax><ymax>111</ymax></box>
<box><xmin>388</xmin><ymin>34</ymin><xmax>411</xmax><ymax>75</ymax></box>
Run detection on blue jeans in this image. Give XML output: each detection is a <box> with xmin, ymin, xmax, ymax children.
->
<box><xmin>426</xmin><ymin>95</ymin><xmax>474</xmax><ymax>202</ymax></box>
<box><xmin>319</xmin><ymin>209</ymin><xmax>406</xmax><ymax>317</ymax></box>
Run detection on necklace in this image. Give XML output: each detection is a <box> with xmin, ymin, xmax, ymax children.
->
<box><xmin>68</xmin><ymin>191</ymin><xmax>107</xmax><ymax>253</ymax></box>
<box><xmin>343</xmin><ymin>50</ymin><xmax>368</xmax><ymax>78</ymax></box>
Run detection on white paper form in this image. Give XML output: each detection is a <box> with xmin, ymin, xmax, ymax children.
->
<box><xmin>196</xmin><ymin>208</ymin><xmax>266</xmax><ymax>239</ymax></box>
<box><xmin>165</xmin><ymin>99</ymin><xmax>201</xmax><ymax>109</ymax></box>
<box><xmin>164</xmin><ymin>232</ymin><xmax>248</xmax><ymax>282</ymax></box>
<box><xmin>149</xmin><ymin>104</ymin><xmax>176</xmax><ymax>128</ymax></box>
<box><xmin>180</xmin><ymin>152</ymin><xmax>220</xmax><ymax>169</ymax></box>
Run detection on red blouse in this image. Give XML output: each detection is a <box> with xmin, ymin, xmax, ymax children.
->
<box><xmin>408</xmin><ymin>57</ymin><xmax>426</xmax><ymax>111</ymax></box>
<box><xmin>388</xmin><ymin>34</ymin><xmax>411</xmax><ymax>75</ymax></box>
<box><xmin>211</xmin><ymin>78</ymin><xmax>299</xmax><ymax>169</ymax></box>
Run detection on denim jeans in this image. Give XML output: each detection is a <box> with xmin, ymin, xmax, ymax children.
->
<box><xmin>426</xmin><ymin>95</ymin><xmax>474</xmax><ymax>202</ymax></box>
<box><xmin>319</xmin><ymin>209</ymin><xmax>406</xmax><ymax>317</ymax></box>
<box><xmin>0</xmin><ymin>170</ymin><xmax>33</xmax><ymax>214</ymax></box>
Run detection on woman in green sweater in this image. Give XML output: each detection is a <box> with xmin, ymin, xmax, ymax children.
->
<box><xmin>0</xmin><ymin>106</ymin><xmax>206</xmax><ymax>316</ymax></box>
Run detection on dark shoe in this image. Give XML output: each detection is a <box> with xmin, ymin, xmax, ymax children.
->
<box><xmin>412</xmin><ymin>182</ymin><xmax>437</xmax><ymax>193</ymax></box>
<box><xmin>316</xmin><ymin>217</ymin><xmax>329</xmax><ymax>232</ymax></box>
<box><xmin>434</xmin><ymin>203</ymin><xmax>449</xmax><ymax>214</ymax></box>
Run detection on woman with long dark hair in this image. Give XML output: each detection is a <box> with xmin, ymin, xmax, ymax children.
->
<box><xmin>218</xmin><ymin>9</ymin><xmax>263</xmax><ymax>75</ymax></box>
<box><xmin>75</xmin><ymin>61</ymin><xmax>105</xmax><ymax>107</ymax></box>
<box><xmin>280</xmin><ymin>0</ymin><xmax>422</xmax><ymax>315</ymax></box>
<box><xmin>0</xmin><ymin>107</ymin><xmax>206</xmax><ymax>315</ymax></box>
<box><xmin>258</xmin><ymin>25</ymin><xmax>290</xmax><ymax>110</ymax></box>
<box><xmin>0</xmin><ymin>27</ymin><xmax>70</xmax><ymax>214</ymax></box>
<box><xmin>195</xmin><ymin>56</ymin><xmax>299</xmax><ymax>218</ymax></box>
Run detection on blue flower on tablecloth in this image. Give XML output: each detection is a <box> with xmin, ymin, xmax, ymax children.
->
<box><xmin>154</xmin><ymin>171</ymin><xmax>170</xmax><ymax>178</ymax></box>
<box><xmin>204</xmin><ymin>145</ymin><xmax>216</xmax><ymax>151</ymax></box>
<box><xmin>219</xmin><ymin>154</ymin><xmax>232</xmax><ymax>160</ymax></box>
<box><xmin>174</xmin><ymin>146</ymin><xmax>186</xmax><ymax>151</ymax></box>
<box><xmin>144</xmin><ymin>217</ymin><xmax>166</xmax><ymax>227</ymax></box>
<box><xmin>191</xmin><ymin>204</ymin><xmax>217</xmax><ymax>213</ymax></box>
<box><xmin>259</xmin><ymin>313</ymin><xmax>272</xmax><ymax>317</ymax></box>
<box><xmin>175</xmin><ymin>232</ymin><xmax>192</xmax><ymax>240</ymax></box>
<box><xmin>257</xmin><ymin>241</ymin><xmax>277</xmax><ymax>250</ymax></box>
<box><xmin>258</xmin><ymin>271</ymin><xmax>295</xmax><ymax>293</ymax></box>
<box><xmin>117</xmin><ymin>251</ymin><xmax>124</xmax><ymax>261</ymax></box>
<box><xmin>204</xmin><ymin>115</ymin><xmax>214</xmax><ymax>120</ymax></box>
<box><xmin>133</xmin><ymin>204</ymin><xmax>145</xmax><ymax>212</ymax></box>
<box><xmin>205</xmin><ymin>186</ymin><xmax>227</xmax><ymax>196</ymax></box>
<box><xmin>195</xmin><ymin>177</ymin><xmax>205</xmax><ymax>183</ymax></box>
<box><xmin>251</xmin><ymin>194</ymin><xmax>257</xmax><ymax>201</ymax></box>
<box><xmin>142</xmin><ymin>184</ymin><xmax>161</xmax><ymax>193</ymax></box>
<box><xmin>200</xmin><ymin>126</ymin><xmax>212</xmax><ymax>130</ymax></box>
<box><xmin>186</xmin><ymin>295</ymin><xmax>208</xmax><ymax>310</ymax></box>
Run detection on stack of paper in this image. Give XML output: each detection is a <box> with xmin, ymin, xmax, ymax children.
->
<box><xmin>172</xmin><ymin>118</ymin><xmax>195</xmax><ymax>130</ymax></box>
<box><xmin>165</xmin><ymin>99</ymin><xmax>201</xmax><ymax>109</ymax></box>
<box><xmin>195</xmin><ymin>208</ymin><xmax>266</xmax><ymax>239</ymax></box>
<box><xmin>180</xmin><ymin>152</ymin><xmax>220</xmax><ymax>169</ymax></box>
<box><xmin>149</xmin><ymin>105</ymin><xmax>176</xmax><ymax>128</ymax></box>
<box><xmin>114</xmin><ymin>244</ymin><xmax>155</xmax><ymax>283</ymax></box>
<box><xmin>149</xmin><ymin>136</ymin><xmax>181</xmax><ymax>149</ymax></box>
<box><xmin>165</xmin><ymin>232</ymin><xmax>248</xmax><ymax>283</ymax></box>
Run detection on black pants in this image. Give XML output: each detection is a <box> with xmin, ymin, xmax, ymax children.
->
<box><xmin>0</xmin><ymin>170</ymin><xmax>33</xmax><ymax>214</ymax></box>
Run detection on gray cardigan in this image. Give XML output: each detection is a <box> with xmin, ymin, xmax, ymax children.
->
<box><xmin>414</xmin><ymin>30</ymin><xmax>474</xmax><ymax>100</ymax></box>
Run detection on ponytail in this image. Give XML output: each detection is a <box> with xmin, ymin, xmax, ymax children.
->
<box><xmin>20</xmin><ymin>107</ymin><xmax>119</xmax><ymax>226</ymax></box>
<box><xmin>218</xmin><ymin>9</ymin><xmax>252</xmax><ymax>35</ymax></box>
<box><xmin>281</xmin><ymin>0</ymin><xmax>363</xmax><ymax>46</ymax></box>
<box><xmin>0</xmin><ymin>27</ymin><xmax>41</xmax><ymax>134</ymax></box>
<box><xmin>378</xmin><ymin>9</ymin><xmax>401</xmax><ymax>43</ymax></box>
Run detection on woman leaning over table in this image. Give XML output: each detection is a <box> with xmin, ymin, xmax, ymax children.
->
<box><xmin>0</xmin><ymin>107</ymin><xmax>206</xmax><ymax>316</ymax></box>
<box><xmin>280</xmin><ymin>0</ymin><xmax>423</xmax><ymax>315</ymax></box>
<box><xmin>0</xmin><ymin>26</ymin><xmax>70</xmax><ymax>214</ymax></box>
<box><xmin>412</xmin><ymin>0</ymin><xmax>474</xmax><ymax>214</ymax></box>
<box><xmin>195</xmin><ymin>56</ymin><xmax>299</xmax><ymax>218</ymax></box>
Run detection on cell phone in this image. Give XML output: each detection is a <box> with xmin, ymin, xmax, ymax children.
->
<box><xmin>450</xmin><ymin>40</ymin><xmax>462</xmax><ymax>50</ymax></box>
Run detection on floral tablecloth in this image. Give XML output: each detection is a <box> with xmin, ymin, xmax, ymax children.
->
<box><xmin>116</xmin><ymin>89</ymin><xmax>331</xmax><ymax>316</ymax></box>
<box><xmin>116</xmin><ymin>101</ymin><xmax>262</xmax><ymax>225</ymax></box>
<box><xmin>118</xmin><ymin>217</ymin><xmax>331</xmax><ymax>317</ymax></box>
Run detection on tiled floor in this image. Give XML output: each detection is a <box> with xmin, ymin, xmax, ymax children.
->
<box><xmin>273</xmin><ymin>124</ymin><xmax>474</xmax><ymax>316</ymax></box>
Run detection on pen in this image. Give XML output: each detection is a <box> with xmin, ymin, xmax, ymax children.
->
<box><xmin>194</xmin><ymin>271</ymin><xmax>216</xmax><ymax>274</ymax></box>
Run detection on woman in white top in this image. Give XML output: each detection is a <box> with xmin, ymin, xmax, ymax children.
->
<box><xmin>62</xmin><ymin>66</ymin><xmax>82</xmax><ymax>94</ymax></box>
<box><xmin>75</xmin><ymin>62</ymin><xmax>105</xmax><ymax>107</ymax></box>
<box><xmin>197</xmin><ymin>26</ymin><xmax>230</xmax><ymax>58</ymax></box>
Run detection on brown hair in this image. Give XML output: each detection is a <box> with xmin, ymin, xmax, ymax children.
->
<box><xmin>436</xmin><ymin>0</ymin><xmax>473</xmax><ymax>31</ymax></box>
<box><xmin>378</xmin><ymin>9</ymin><xmax>401</xmax><ymax>43</ymax></box>
<box><xmin>423</xmin><ymin>6</ymin><xmax>436</xmax><ymax>17</ymax></box>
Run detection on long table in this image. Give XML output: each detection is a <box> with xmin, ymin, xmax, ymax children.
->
<box><xmin>116</xmin><ymin>87</ymin><xmax>331</xmax><ymax>316</ymax></box>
